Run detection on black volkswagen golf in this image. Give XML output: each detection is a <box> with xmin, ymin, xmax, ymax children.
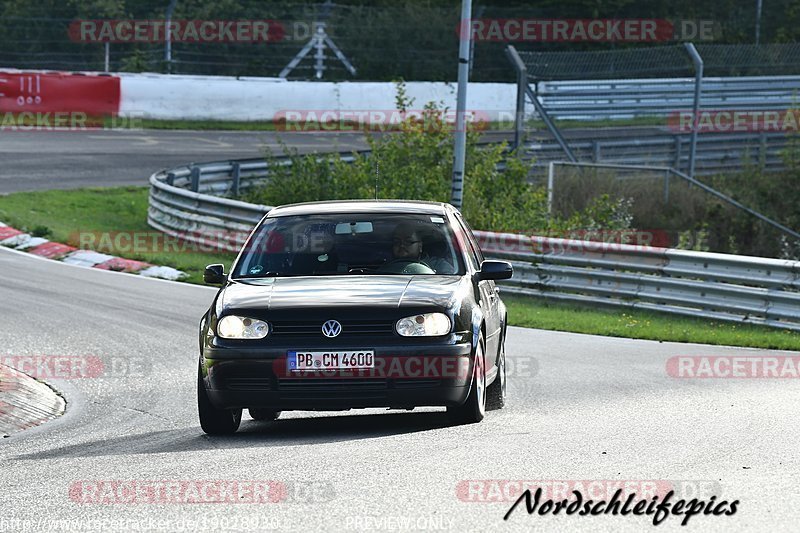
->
<box><xmin>197</xmin><ymin>200</ymin><xmax>512</xmax><ymax>434</ymax></box>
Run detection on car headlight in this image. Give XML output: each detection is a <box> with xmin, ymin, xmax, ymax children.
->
<box><xmin>217</xmin><ymin>315</ymin><xmax>270</xmax><ymax>339</ymax></box>
<box><xmin>396</xmin><ymin>313</ymin><xmax>451</xmax><ymax>337</ymax></box>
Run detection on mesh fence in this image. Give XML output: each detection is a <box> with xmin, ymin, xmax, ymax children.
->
<box><xmin>697</xmin><ymin>43</ymin><xmax>800</xmax><ymax>76</ymax></box>
<box><xmin>518</xmin><ymin>45</ymin><xmax>695</xmax><ymax>80</ymax></box>
<box><xmin>1</xmin><ymin>1</ymin><xmax>800</xmax><ymax>81</ymax></box>
<box><xmin>517</xmin><ymin>43</ymin><xmax>800</xmax><ymax>81</ymax></box>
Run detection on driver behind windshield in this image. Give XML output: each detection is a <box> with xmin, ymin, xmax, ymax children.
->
<box><xmin>390</xmin><ymin>222</ymin><xmax>454</xmax><ymax>274</ymax></box>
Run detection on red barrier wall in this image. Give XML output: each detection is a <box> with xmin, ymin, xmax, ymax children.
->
<box><xmin>0</xmin><ymin>72</ymin><xmax>120</xmax><ymax>115</ymax></box>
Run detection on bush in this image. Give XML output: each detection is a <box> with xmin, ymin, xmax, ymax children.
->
<box><xmin>241</xmin><ymin>84</ymin><xmax>631</xmax><ymax>234</ymax></box>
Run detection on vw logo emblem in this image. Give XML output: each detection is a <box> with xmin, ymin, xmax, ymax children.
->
<box><xmin>322</xmin><ymin>319</ymin><xmax>342</xmax><ymax>338</ymax></box>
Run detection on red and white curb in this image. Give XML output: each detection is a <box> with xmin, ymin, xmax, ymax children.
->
<box><xmin>0</xmin><ymin>222</ymin><xmax>187</xmax><ymax>281</ymax></box>
<box><xmin>0</xmin><ymin>363</ymin><xmax>66</xmax><ymax>438</ymax></box>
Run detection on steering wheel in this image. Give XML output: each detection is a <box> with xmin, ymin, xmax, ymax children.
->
<box><xmin>377</xmin><ymin>259</ymin><xmax>435</xmax><ymax>274</ymax></box>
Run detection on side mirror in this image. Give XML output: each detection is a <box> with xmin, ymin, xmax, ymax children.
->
<box><xmin>477</xmin><ymin>260</ymin><xmax>513</xmax><ymax>281</ymax></box>
<box><xmin>204</xmin><ymin>264</ymin><xmax>226</xmax><ymax>285</ymax></box>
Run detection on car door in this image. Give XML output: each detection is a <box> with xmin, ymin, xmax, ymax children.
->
<box><xmin>451</xmin><ymin>212</ymin><xmax>501</xmax><ymax>379</ymax></box>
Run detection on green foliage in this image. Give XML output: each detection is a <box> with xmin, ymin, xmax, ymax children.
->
<box><xmin>119</xmin><ymin>48</ymin><xmax>150</xmax><ymax>72</ymax></box>
<box><xmin>30</xmin><ymin>225</ymin><xmax>52</xmax><ymax>238</ymax></box>
<box><xmin>242</xmin><ymin>85</ymin><xmax>631</xmax><ymax>233</ymax></box>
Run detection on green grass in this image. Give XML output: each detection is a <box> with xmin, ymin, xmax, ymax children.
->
<box><xmin>133</xmin><ymin>118</ymin><xmax>280</xmax><ymax>131</ymax></box>
<box><xmin>3</xmin><ymin>112</ymin><xmax>667</xmax><ymax>133</ymax></box>
<box><xmin>129</xmin><ymin>116</ymin><xmax>666</xmax><ymax>132</ymax></box>
<box><xmin>93</xmin><ymin>116</ymin><xmax>667</xmax><ymax>133</ymax></box>
<box><xmin>505</xmin><ymin>295</ymin><xmax>800</xmax><ymax>351</ymax></box>
<box><xmin>0</xmin><ymin>187</ymin><xmax>236</xmax><ymax>284</ymax></box>
<box><xmin>2</xmin><ymin>185</ymin><xmax>797</xmax><ymax>349</ymax></box>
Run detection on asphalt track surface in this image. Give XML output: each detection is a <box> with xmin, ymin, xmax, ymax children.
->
<box><xmin>2</xmin><ymin>127</ymin><xmax>799</xmax><ymax>532</ymax></box>
<box><xmin>0</xmin><ymin>127</ymin><xmax>634</xmax><ymax>194</ymax></box>
<box><xmin>0</xmin><ymin>130</ymin><xmax>372</xmax><ymax>194</ymax></box>
<box><xmin>2</xmin><ymin>246</ymin><xmax>800</xmax><ymax>532</ymax></box>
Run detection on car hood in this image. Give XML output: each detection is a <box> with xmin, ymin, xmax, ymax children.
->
<box><xmin>219</xmin><ymin>275</ymin><xmax>465</xmax><ymax>311</ymax></box>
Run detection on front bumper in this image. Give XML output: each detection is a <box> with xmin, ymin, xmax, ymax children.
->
<box><xmin>202</xmin><ymin>341</ymin><xmax>474</xmax><ymax>411</ymax></box>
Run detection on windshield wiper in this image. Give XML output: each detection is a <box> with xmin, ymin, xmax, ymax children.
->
<box><xmin>234</xmin><ymin>271</ymin><xmax>291</xmax><ymax>279</ymax></box>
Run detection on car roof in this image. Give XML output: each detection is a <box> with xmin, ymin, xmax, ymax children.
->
<box><xmin>267</xmin><ymin>199</ymin><xmax>453</xmax><ymax>217</ymax></box>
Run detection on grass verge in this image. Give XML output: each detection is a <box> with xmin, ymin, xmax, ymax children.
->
<box><xmin>504</xmin><ymin>295</ymin><xmax>800</xmax><ymax>351</ymax></box>
<box><xmin>0</xmin><ymin>187</ymin><xmax>236</xmax><ymax>285</ymax></box>
<box><xmin>1</xmin><ymin>186</ymin><xmax>797</xmax><ymax>350</ymax></box>
<box><xmin>129</xmin><ymin>117</ymin><xmax>666</xmax><ymax>132</ymax></box>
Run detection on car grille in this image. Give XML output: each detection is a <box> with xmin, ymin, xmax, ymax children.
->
<box><xmin>270</xmin><ymin>320</ymin><xmax>395</xmax><ymax>337</ymax></box>
<box><xmin>277</xmin><ymin>378</ymin><xmax>442</xmax><ymax>397</ymax></box>
<box><xmin>278</xmin><ymin>378</ymin><xmax>388</xmax><ymax>400</ymax></box>
<box><xmin>226</xmin><ymin>377</ymin><xmax>273</xmax><ymax>391</ymax></box>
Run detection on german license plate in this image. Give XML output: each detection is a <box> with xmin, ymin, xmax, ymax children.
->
<box><xmin>288</xmin><ymin>351</ymin><xmax>375</xmax><ymax>371</ymax></box>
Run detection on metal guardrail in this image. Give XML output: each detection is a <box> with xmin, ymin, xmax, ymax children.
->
<box><xmin>475</xmin><ymin>231</ymin><xmax>800</xmax><ymax>331</ymax></box>
<box><xmin>148</xmin><ymin>157</ymin><xmax>271</xmax><ymax>253</ymax></box>
<box><xmin>148</xmin><ymin>154</ymin><xmax>800</xmax><ymax>331</ymax></box>
<box><xmin>147</xmin><ymin>151</ymin><xmax>365</xmax><ymax>252</ymax></box>
<box><xmin>526</xmin><ymin>130</ymin><xmax>792</xmax><ymax>177</ymax></box>
<box><xmin>508</xmin><ymin>46</ymin><xmax>800</xmax><ymax>174</ymax></box>
<box><xmin>535</xmin><ymin>76</ymin><xmax>800</xmax><ymax>120</ymax></box>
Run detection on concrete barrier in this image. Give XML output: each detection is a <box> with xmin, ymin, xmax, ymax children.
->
<box><xmin>117</xmin><ymin>72</ymin><xmax>518</xmax><ymax>121</ymax></box>
<box><xmin>0</xmin><ymin>68</ymin><xmax>517</xmax><ymax>122</ymax></box>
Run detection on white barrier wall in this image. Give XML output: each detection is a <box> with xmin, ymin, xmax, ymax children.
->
<box><xmin>117</xmin><ymin>72</ymin><xmax>518</xmax><ymax>121</ymax></box>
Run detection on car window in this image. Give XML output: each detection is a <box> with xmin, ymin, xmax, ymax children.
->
<box><xmin>232</xmin><ymin>213</ymin><xmax>465</xmax><ymax>278</ymax></box>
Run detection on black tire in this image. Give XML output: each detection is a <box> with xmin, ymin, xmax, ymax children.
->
<box><xmin>249</xmin><ymin>409</ymin><xmax>281</xmax><ymax>422</ymax></box>
<box><xmin>447</xmin><ymin>335</ymin><xmax>486</xmax><ymax>424</ymax></box>
<box><xmin>486</xmin><ymin>341</ymin><xmax>506</xmax><ymax>411</ymax></box>
<box><xmin>197</xmin><ymin>362</ymin><xmax>241</xmax><ymax>435</ymax></box>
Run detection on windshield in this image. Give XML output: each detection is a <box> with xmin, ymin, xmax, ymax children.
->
<box><xmin>232</xmin><ymin>213</ymin><xmax>465</xmax><ymax>278</ymax></box>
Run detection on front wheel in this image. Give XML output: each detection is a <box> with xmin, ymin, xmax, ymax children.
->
<box><xmin>197</xmin><ymin>362</ymin><xmax>241</xmax><ymax>435</ymax></box>
<box><xmin>447</xmin><ymin>335</ymin><xmax>486</xmax><ymax>424</ymax></box>
<box><xmin>486</xmin><ymin>343</ymin><xmax>506</xmax><ymax>411</ymax></box>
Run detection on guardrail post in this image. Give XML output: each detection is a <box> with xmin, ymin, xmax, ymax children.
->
<box><xmin>684</xmin><ymin>42</ymin><xmax>704</xmax><ymax>179</ymax></box>
<box><xmin>525</xmin><ymin>84</ymin><xmax>577</xmax><ymax>163</ymax></box>
<box><xmin>663</xmin><ymin>170</ymin><xmax>670</xmax><ymax>204</ymax></box>
<box><xmin>592</xmin><ymin>141</ymin><xmax>601</xmax><ymax>162</ymax></box>
<box><xmin>190</xmin><ymin>166</ymin><xmax>200</xmax><ymax>192</ymax></box>
<box><xmin>166</xmin><ymin>172</ymin><xmax>176</xmax><ymax>186</ymax></box>
<box><xmin>506</xmin><ymin>45</ymin><xmax>577</xmax><ymax>162</ymax></box>
<box><xmin>231</xmin><ymin>162</ymin><xmax>241</xmax><ymax>196</ymax></box>
<box><xmin>547</xmin><ymin>161</ymin><xmax>555</xmax><ymax>218</ymax></box>
<box><xmin>505</xmin><ymin>45</ymin><xmax>528</xmax><ymax>151</ymax></box>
